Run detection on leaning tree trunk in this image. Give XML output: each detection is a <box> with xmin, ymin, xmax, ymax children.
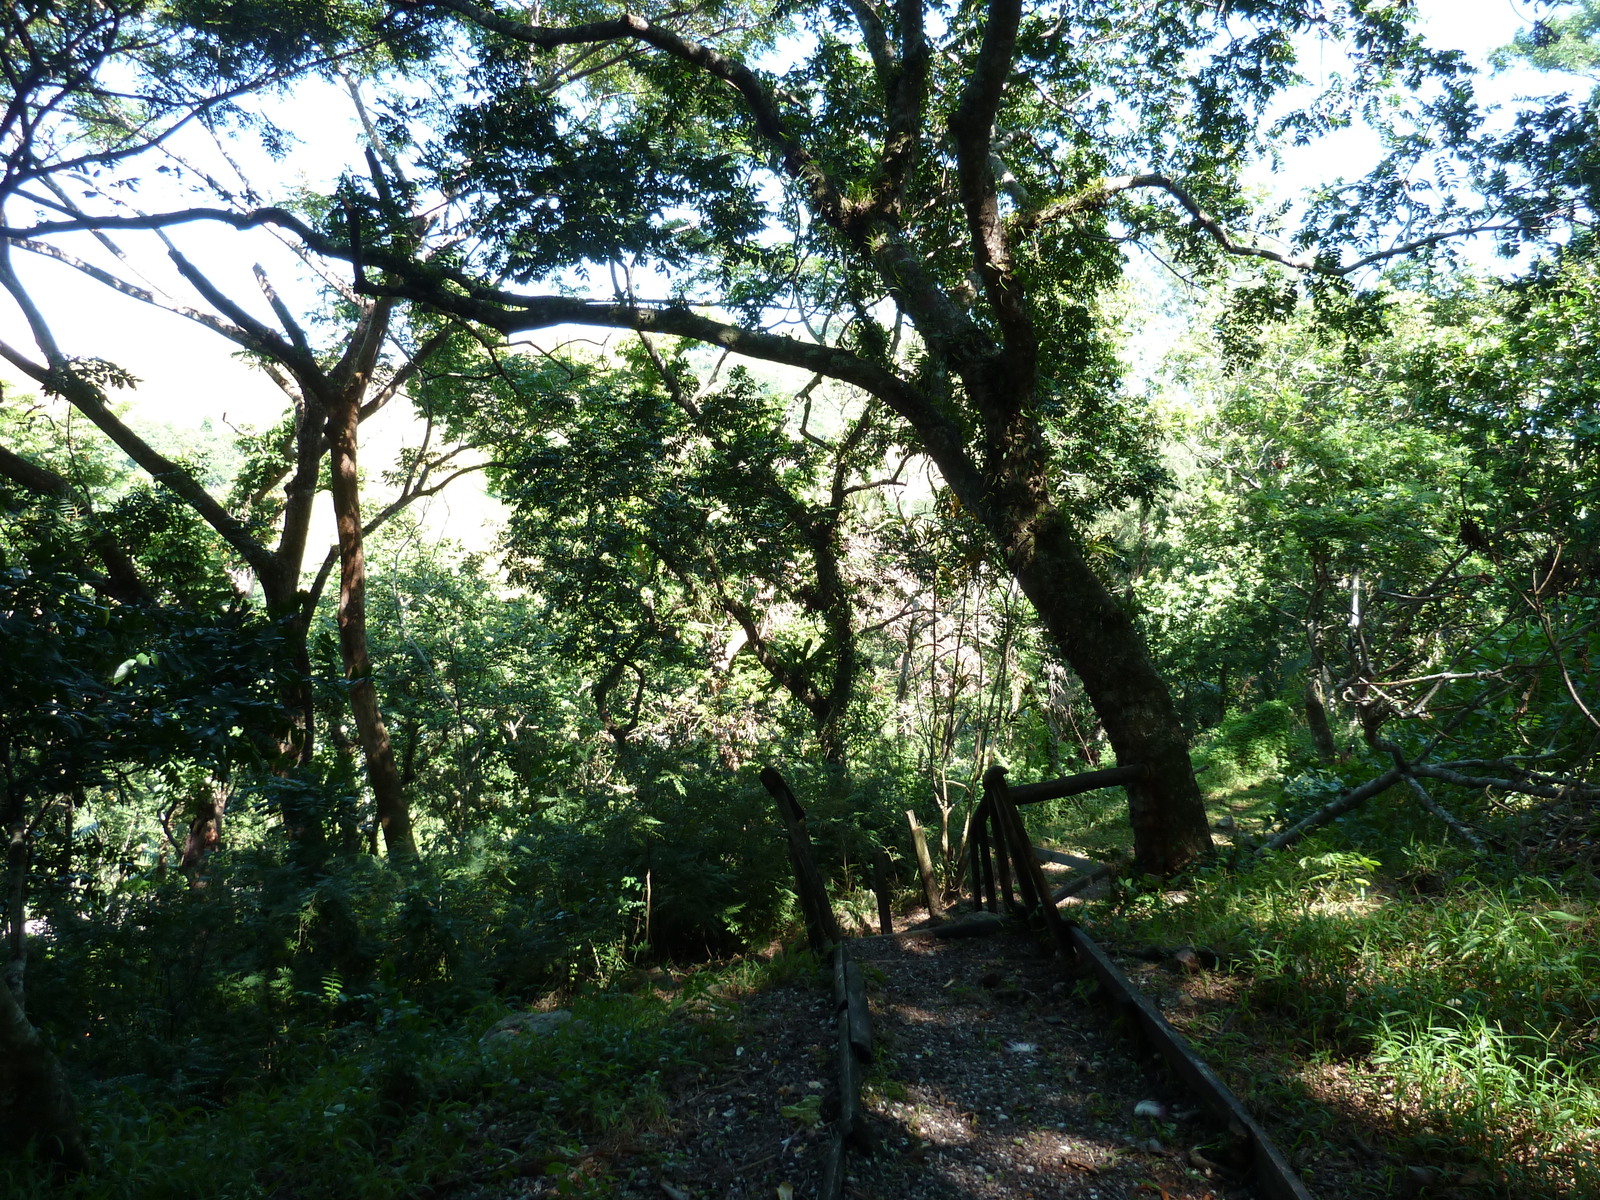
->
<box><xmin>1005</xmin><ymin>510</ymin><xmax>1213</xmax><ymax>875</ymax></box>
<box><xmin>0</xmin><ymin>972</ymin><xmax>88</xmax><ymax>1173</ymax></box>
<box><xmin>326</xmin><ymin>389</ymin><xmax>418</xmax><ymax>862</ymax></box>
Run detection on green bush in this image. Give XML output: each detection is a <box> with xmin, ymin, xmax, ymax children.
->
<box><xmin>1193</xmin><ymin>699</ymin><xmax>1295</xmax><ymax>786</ymax></box>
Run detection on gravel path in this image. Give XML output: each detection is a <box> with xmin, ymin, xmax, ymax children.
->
<box><xmin>592</xmin><ymin>919</ymin><xmax>1250</xmax><ymax>1200</ymax></box>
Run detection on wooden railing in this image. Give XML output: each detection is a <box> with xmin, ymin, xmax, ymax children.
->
<box><xmin>760</xmin><ymin>761</ymin><xmax>1315</xmax><ymax>1200</ymax></box>
<box><xmin>969</xmin><ymin>762</ymin><xmax>1144</xmax><ymax>916</ymax></box>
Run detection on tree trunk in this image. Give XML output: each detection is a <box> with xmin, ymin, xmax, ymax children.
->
<box><xmin>0</xmin><ymin>969</ymin><xmax>88</xmax><ymax>1173</ymax></box>
<box><xmin>180</xmin><ymin>777</ymin><xmax>228</xmax><ymax>887</ymax></box>
<box><xmin>326</xmin><ymin>389</ymin><xmax>418</xmax><ymax>862</ymax></box>
<box><xmin>4</xmin><ymin>822</ymin><xmax>25</xmax><ymax>1005</ymax></box>
<box><xmin>1304</xmin><ymin>675</ymin><xmax>1339</xmax><ymax>762</ymax></box>
<box><xmin>1005</xmin><ymin>512</ymin><xmax>1212</xmax><ymax>875</ymax></box>
<box><xmin>0</xmin><ymin>819</ymin><xmax>87</xmax><ymax>1172</ymax></box>
<box><xmin>815</xmin><ymin>708</ymin><xmax>849</xmax><ymax>768</ymax></box>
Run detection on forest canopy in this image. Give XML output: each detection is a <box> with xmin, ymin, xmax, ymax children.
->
<box><xmin>2</xmin><ymin>1</ymin><xmax>1599</xmax><ymax>1195</ymax></box>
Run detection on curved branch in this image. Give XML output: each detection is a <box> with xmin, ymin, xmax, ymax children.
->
<box><xmin>947</xmin><ymin>0</ymin><xmax>1032</xmax><ymax>372</ymax></box>
<box><xmin>354</xmin><ymin>267</ymin><xmax>977</xmax><ymax>471</ymax></box>
<box><xmin>417</xmin><ymin>0</ymin><xmax>854</xmax><ymax>227</ymax></box>
<box><xmin>1015</xmin><ymin>172</ymin><xmax>1532</xmax><ymax>276</ymax></box>
<box><xmin>2</xmin><ymin>202</ymin><xmax>991</xmax><ymax>523</ymax></box>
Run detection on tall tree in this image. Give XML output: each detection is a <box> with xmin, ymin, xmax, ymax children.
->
<box><xmin>325</xmin><ymin>0</ymin><xmax>1477</xmax><ymax>871</ymax></box>
<box><xmin>0</xmin><ymin>3</ymin><xmax>492</xmax><ymax>859</ymax></box>
<box><xmin>5</xmin><ymin>1</ymin><xmax>1557</xmax><ymax>871</ymax></box>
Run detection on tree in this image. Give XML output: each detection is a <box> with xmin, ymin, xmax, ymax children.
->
<box><xmin>441</xmin><ymin>335</ymin><xmax>899</xmax><ymax>769</ymax></box>
<box><xmin>2</xmin><ymin>2</ymin><xmax>1546</xmax><ymax>874</ymax></box>
<box><xmin>1140</xmin><ymin>241</ymin><xmax>1600</xmax><ymax>790</ymax></box>
<box><xmin>322</xmin><ymin>0</ymin><xmax>1475</xmax><ymax>872</ymax></box>
<box><xmin>0</xmin><ymin>2</ymin><xmax>506</xmax><ymax>859</ymax></box>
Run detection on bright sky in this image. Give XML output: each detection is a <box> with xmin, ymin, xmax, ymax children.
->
<box><xmin>0</xmin><ymin>0</ymin><xmax>1576</xmax><ymax>557</ymax></box>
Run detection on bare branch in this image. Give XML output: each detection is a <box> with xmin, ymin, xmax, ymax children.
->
<box><xmin>253</xmin><ymin>265</ymin><xmax>313</xmax><ymax>358</ymax></box>
<box><xmin>1259</xmin><ymin>767</ymin><xmax>1405</xmax><ymax>853</ymax></box>
<box><xmin>1411</xmin><ymin>761</ymin><xmax>1600</xmax><ymax>803</ymax></box>
<box><xmin>165</xmin><ymin>244</ymin><xmax>308</xmax><ymax>369</ymax></box>
<box><xmin>302</xmin><ymin>461</ymin><xmax>490</xmax><ymax>624</ymax></box>
<box><xmin>10</xmin><ymin>237</ymin><xmax>244</xmax><ymax>340</ymax></box>
<box><xmin>842</xmin><ymin>449</ymin><xmax>913</xmax><ymax>496</ymax></box>
<box><xmin>636</xmin><ymin>331</ymin><xmax>703</xmax><ymax>421</ymax></box>
<box><xmin>1016</xmin><ymin>173</ymin><xmax>1533</xmax><ymax>276</ymax></box>
<box><xmin>362</xmin><ymin>327</ymin><xmax>455</xmax><ymax>421</ymax></box>
<box><xmin>1399</xmin><ymin>770</ymin><xmax>1490</xmax><ymax>854</ymax></box>
<box><xmin>1362</xmin><ymin>668</ymin><xmax>1507</xmax><ymax>688</ymax></box>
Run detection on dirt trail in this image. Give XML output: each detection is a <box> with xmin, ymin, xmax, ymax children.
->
<box><xmin>598</xmin><ymin>921</ymin><xmax>1248</xmax><ymax>1200</ymax></box>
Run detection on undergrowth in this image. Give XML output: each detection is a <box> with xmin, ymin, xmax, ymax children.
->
<box><xmin>1048</xmin><ymin>753</ymin><xmax>1600</xmax><ymax>1200</ymax></box>
<box><xmin>2</xmin><ymin>978</ymin><xmax>731</xmax><ymax>1199</ymax></box>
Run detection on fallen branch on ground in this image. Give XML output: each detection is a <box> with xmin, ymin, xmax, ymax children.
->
<box><xmin>1401</xmin><ymin>772</ymin><xmax>1491</xmax><ymax>853</ymax></box>
<box><xmin>1258</xmin><ymin>767</ymin><xmax>1405</xmax><ymax>855</ymax></box>
<box><xmin>1412</xmin><ymin>761</ymin><xmax>1599</xmax><ymax>802</ymax></box>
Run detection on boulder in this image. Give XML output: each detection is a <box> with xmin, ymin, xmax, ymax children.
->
<box><xmin>480</xmin><ymin>1008</ymin><xmax>583</xmax><ymax>1049</ymax></box>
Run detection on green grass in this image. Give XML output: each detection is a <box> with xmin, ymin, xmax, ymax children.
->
<box><xmin>1019</xmin><ymin>737</ymin><xmax>1600</xmax><ymax>1198</ymax></box>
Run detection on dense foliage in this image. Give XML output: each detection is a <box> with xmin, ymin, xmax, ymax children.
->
<box><xmin>1</xmin><ymin>1</ymin><xmax>1598</xmax><ymax>1196</ymax></box>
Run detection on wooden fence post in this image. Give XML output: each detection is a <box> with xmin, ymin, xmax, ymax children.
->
<box><xmin>760</xmin><ymin>767</ymin><xmax>841</xmax><ymax>952</ymax></box>
<box><xmin>970</xmin><ymin>794</ymin><xmax>991</xmax><ymax>911</ymax></box>
<box><xmin>983</xmin><ymin>766</ymin><xmax>1073</xmax><ymax>948</ymax></box>
<box><xmin>989</xmin><ymin>796</ymin><xmax>1015</xmax><ymax>911</ymax></box>
<box><xmin>822</xmin><ymin>941</ymin><xmax>876</xmax><ymax>1199</ymax></box>
<box><xmin>871</xmin><ymin>849</ymin><xmax>895</xmax><ymax>936</ymax></box>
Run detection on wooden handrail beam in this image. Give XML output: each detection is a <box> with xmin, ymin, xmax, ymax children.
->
<box><xmin>1007</xmin><ymin>763</ymin><xmax>1148</xmax><ymax>806</ymax></box>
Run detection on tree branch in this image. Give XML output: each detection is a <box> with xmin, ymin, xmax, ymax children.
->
<box><xmin>947</xmin><ymin>0</ymin><xmax>1033</xmax><ymax>376</ymax></box>
<box><xmin>0</xmin><ymin>442</ymin><xmax>148</xmax><ymax>602</ymax></box>
<box><xmin>1399</xmin><ymin>770</ymin><xmax>1490</xmax><ymax>854</ymax></box>
<box><xmin>1259</xmin><ymin>766</ymin><xmax>1405</xmax><ymax>854</ymax></box>
<box><xmin>1411</xmin><ymin>760</ymin><xmax>1600</xmax><ymax>803</ymax></box>
<box><xmin>417</xmin><ymin>0</ymin><xmax>855</xmax><ymax>228</ymax></box>
<box><xmin>1015</xmin><ymin>173</ymin><xmax>1533</xmax><ymax>276</ymax></box>
<box><xmin>0</xmin><ymin>339</ymin><xmax>277</xmax><ymax>585</ymax></box>
<box><xmin>361</xmin><ymin>327</ymin><xmax>455</xmax><ymax>421</ymax></box>
<box><xmin>10</xmin><ymin>237</ymin><xmax>245</xmax><ymax>341</ymax></box>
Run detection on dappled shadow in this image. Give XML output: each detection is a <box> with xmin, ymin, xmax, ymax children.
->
<box><xmin>842</xmin><ymin>930</ymin><xmax>1239</xmax><ymax>1199</ymax></box>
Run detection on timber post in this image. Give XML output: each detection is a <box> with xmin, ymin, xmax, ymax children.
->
<box><xmin>982</xmin><ymin>766</ymin><xmax>1073</xmax><ymax>947</ymax></box>
<box><xmin>821</xmin><ymin>940</ymin><xmax>876</xmax><ymax>1199</ymax></box>
<box><xmin>870</xmin><ymin>848</ymin><xmax>895</xmax><ymax>936</ymax></box>
<box><xmin>760</xmin><ymin>767</ymin><xmax>841</xmax><ymax>953</ymax></box>
<box><xmin>970</xmin><ymin>794</ymin><xmax>996</xmax><ymax>912</ymax></box>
